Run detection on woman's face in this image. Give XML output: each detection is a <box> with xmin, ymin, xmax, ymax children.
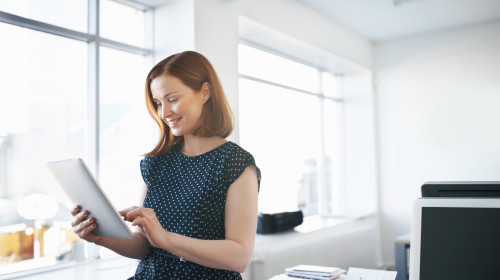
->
<box><xmin>150</xmin><ymin>74</ymin><xmax>209</xmax><ymax>137</ymax></box>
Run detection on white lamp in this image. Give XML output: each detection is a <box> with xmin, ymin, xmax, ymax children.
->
<box><xmin>17</xmin><ymin>193</ymin><xmax>59</xmax><ymax>221</ymax></box>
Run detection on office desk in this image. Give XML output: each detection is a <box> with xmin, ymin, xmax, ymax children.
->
<box><xmin>395</xmin><ymin>232</ymin><xmax>410</xmax><ymax>280</ymax></box>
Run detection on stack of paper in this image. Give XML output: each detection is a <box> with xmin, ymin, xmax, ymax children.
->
<box><xmin>285</xmin><ymin>265</ymin><xmax>346</xmax><ymax>280</ymax></box>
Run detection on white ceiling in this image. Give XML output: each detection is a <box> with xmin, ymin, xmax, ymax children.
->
<box><xmin>298</xmin><ymin>0</ymin><xmax>500</xmax><ymax>41</ymax></box>
<box><xmin>132</xmin><ymin>0</ymin><xmax>500</xmax><ymax>42</ymax></box>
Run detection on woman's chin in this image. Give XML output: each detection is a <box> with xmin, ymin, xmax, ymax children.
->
<box><xmin>170</xmin><ymin>127</ymin><xmax>186</xmax><ymax>137</ymax></box>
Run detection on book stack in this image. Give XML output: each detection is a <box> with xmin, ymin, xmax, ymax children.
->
<box><xmin>284</xmin><ymin>265</ymin><xmax>346</xmax><ymax>280</ymax></box>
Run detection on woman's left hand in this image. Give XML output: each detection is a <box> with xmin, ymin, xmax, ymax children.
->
<box><xmin>119</xmin><ymin>206</ymin><xmax>166</xmax><ymax>248</ymax></box>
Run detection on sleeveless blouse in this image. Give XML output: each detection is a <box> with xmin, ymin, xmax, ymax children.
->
<box><xmin>129</xmin><ymin>141</ymin><xmax>260</xmax><ymax>280</ymax></box>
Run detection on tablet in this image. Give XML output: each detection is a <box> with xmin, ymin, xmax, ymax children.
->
<box><xmin>47</xmin><ymin>158</ymin><xmax>133</xmax><ymax>239</ymax></box>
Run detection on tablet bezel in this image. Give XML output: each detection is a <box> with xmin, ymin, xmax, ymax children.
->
<box><xmin>47</xmin><ymin>158</ymin><xmax>133</xmax><ymax>239</ymax></box>
<box><xmin>410</xmin><ymin>198</ymin><xmax>500</xmax><ymax>280</ymax></box>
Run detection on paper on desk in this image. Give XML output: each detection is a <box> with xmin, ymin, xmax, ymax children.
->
<box><xmin>345</xmin><ymin>267</ymin><xmax>397</xmax><ymax>280</ymax></box>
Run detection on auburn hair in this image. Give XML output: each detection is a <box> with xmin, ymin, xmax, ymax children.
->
<box><xmin>144</xmin><ymin>51</ymin><xmax>234</xmax><ymax>156</ymax></box>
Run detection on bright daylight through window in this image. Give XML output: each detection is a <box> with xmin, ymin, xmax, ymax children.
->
<box><xmin>0</xmin><ymin>0</ymin><xmax>153</xmax><ymax>275</ymax></box>
<box><xmin>238</xmin><ymin>43</ymin><xmax>344</xmax><ymax>217</ymax></box>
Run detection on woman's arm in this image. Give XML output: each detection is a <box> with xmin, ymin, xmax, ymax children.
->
<box><xmin>95</xmin><ymin>232</ymin><xmax>151</xmax><ymax>259</ymax></box>
<box><xmin>122</xmin><ymin>165</ymin><xmax>259</xmax><ymax>272</ymax></box>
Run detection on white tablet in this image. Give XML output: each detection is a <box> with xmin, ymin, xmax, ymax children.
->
<box><xmin>47</xmin><ymin>158</ymin><xmax>133</xmax><ymax>239</ymax></box>
<box><xmin>410</xmin><ymin>198</ymin><xmax>500</xmax><ymax>280</ymax></box>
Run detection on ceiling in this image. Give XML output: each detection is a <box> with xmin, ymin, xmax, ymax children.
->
<box><xmin>131</xmin><ymin>0</ymin><xmax>500</xmax><ymax>42</ymax></box>
<box><xmin>298</xmin><ymin>0</ymin><xmax>500</xmax><ymax>41</ymax></box>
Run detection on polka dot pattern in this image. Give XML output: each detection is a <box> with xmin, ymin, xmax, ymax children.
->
<box><xmin>129</xmin><ymin>141</ymin><xmax>261</xmax><ymax>280</ymax></box>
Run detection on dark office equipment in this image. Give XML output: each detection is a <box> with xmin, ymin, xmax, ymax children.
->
<box><xmin>410</xmin><ymin>197</ymin><xmax>500</xmax><ymax>280</ymax></box>
<box><xmin>421</xmin><ymin>181</ymin><xmax>500</xmax><ymax>197</ymax></box>
<box><xmin>257</xmin><ymin>210</ymin><xmax>303</xmax><ymax>234</ymax></box>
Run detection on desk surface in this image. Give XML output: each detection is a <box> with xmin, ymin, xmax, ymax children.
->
<box><xmin>395</xmin><ymin>232</ymin><xmax>411</xmax><ymax>243</ymax></box>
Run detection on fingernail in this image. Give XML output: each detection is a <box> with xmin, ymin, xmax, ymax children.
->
<box><xmin>83</xmin><ymin>210</ymin><xmax>88</xmax><ymax>216</ymax></box>
<box><xmin>90</xmin><ymin>217</ymin><xmax>95</xmax><ymax>222</ymax></box>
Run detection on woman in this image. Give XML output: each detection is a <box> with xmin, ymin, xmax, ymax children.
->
<box><xmin>71</xmin><ymin>51</ymin><xmax>261</xmax><ymax>279</ymax></box>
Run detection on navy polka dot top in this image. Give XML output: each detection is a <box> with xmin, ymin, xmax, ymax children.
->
<box><xmin>129</xmin><ymin>141</ymin><xmax>261</xmax><ymax>280</ymax></box>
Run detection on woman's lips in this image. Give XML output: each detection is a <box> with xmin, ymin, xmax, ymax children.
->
<box><xmin>167</xmin><ymin>117</ymin><xmax>182</xmax><ymax>127</ymax></box>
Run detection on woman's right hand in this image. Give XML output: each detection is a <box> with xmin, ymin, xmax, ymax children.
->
<box><xmin>70</xmin><ymin>205</ymin><xmax>102</xmax><ymax>244</ymax></box>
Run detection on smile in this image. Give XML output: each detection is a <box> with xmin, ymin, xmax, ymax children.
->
<box><xmin>167</xmin><ymin>117</ymin><xmax>182</xmax><ymax>127</ymax></box>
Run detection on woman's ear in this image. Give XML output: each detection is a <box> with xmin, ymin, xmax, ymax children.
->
<box><xmin>201</xmin><ymin>82</ymin><xmax>211</xmax><ymax>103</ymax></box>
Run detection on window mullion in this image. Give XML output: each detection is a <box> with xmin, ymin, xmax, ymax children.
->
<box><xmin>144</xmin><ymin>7</ymin><xmax>154</xmax><ymax>52</ymax></box>
<box><xmin>100</xmin><ymin>37</ymin><xmax>152</xmax><ymax>56</ymax></box>
<box><xmin>337</xmin><ymin>75</ymin><xmax>347</xmax><ymax>214</ymax></box>
<box><xmin>87</xmin><ymin>0</ymin><xmax>100</xmax><ymax>178</ymax></box>
<box><xmin>86</xmin><ymin>0</ymin><xmax>102</xmax><ymax>260</ymax></box>
<box><xmin>0</xmin><ymin>11</ymin><xmax>93</xmax><ymax>42</ymax></box>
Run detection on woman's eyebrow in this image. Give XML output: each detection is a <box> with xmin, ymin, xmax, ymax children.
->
<box><xmin>153</xmin><ymin>90</ymin><xmax>180</xmax><ymax>102</ymax></box>
<box><xmin>161</xmin><ymin>90</ymin><xmax>180</xmax><ymax>99</ymax></box>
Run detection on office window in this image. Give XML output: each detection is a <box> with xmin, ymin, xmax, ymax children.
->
<box><xmin>238</xmin><ymin>43</ymin><xmax>318</xmax><ymax>93</ymax></box>
<box><xmin>0</xmin><ymin>1</ymin><xmax>152</xmax><ymax>275</ymax></box>
<box><xmin>0</xmin><ymin>22</ymin><xmax>87</xmax><ymax>204</ymax></box>
<box><xmin>99</xmin><ymin>46</ymin><xmax>154</xmax><ymax>210</ymax></box>
<box><xmin>100</xmin><ymin>0</ymin><xmax>145</xmax><ymax>47</ymax></box>
<box><xmin>238</xmin><ymin>44</ymin><xmax>344</xmax><ymax>216</ymax></box>
<box><xmin>0</xmin><ymin>0</ymin><xmax>87</xmax><ymax>32</ymax></box>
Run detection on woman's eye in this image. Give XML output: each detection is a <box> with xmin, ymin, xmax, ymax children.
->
<box><xmin>156</xmin><ymin>103</ymin><xmax>162</xmax><ymax>107</ymax></box>
<box><xmin>168</xmin><ymin>98</ymin><xmax>177</xmax><ymax>103</ymax></box>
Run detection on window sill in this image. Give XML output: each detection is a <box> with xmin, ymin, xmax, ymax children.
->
<box><xmin>247</xmin><ymin>212</ymin><xmax>380</xmax><ymax>279</ymax></box>
<box><xmin>254</xmin><ymin>212</ymin><xmax>377</xmax><ymax>253</ymax></box>
<box><xmin>0</xmin><ymin>252</ymin><xmax>138</xmax><ymax>280</ymax></box>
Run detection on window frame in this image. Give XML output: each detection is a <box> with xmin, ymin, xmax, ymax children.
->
<box><xmin>0</xmin><ymin>0</ymin><xmax>154</xmax><ymax>274</ymax></box>
<box><xmin>0</xmin><ymin>0</ymin><xmax>153</xmax><ymax>177</ymax></box>
<box><xmin>237</xmin><ymin>40</ymin><xmax>345</xmax><ymax>216</ymax></box>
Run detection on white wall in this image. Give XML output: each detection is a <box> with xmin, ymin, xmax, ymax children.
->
<box><xmin>154</xmin><ymin>0</ymin><xmax>195</xmax><ymax>59</ymax></box>
<box><xmin>375</xmin><ymin>20</ymin><xmax>500</xmax><ymax>264</ymax></box>
<box><xmin>193</xmin><ymin>0</ymin><xmax>240</xmax><ymax>141</ymax></box>
<box><xmin>343</xmin><ymin>71</ymin><xmax>377</xmax><ymax>215</ymax></box>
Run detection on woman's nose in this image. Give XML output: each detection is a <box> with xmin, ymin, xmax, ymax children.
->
<box><xmin>159</xmin><ymin>104</ymin><xmax>171</xmax><ymax>119</ymax></box>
